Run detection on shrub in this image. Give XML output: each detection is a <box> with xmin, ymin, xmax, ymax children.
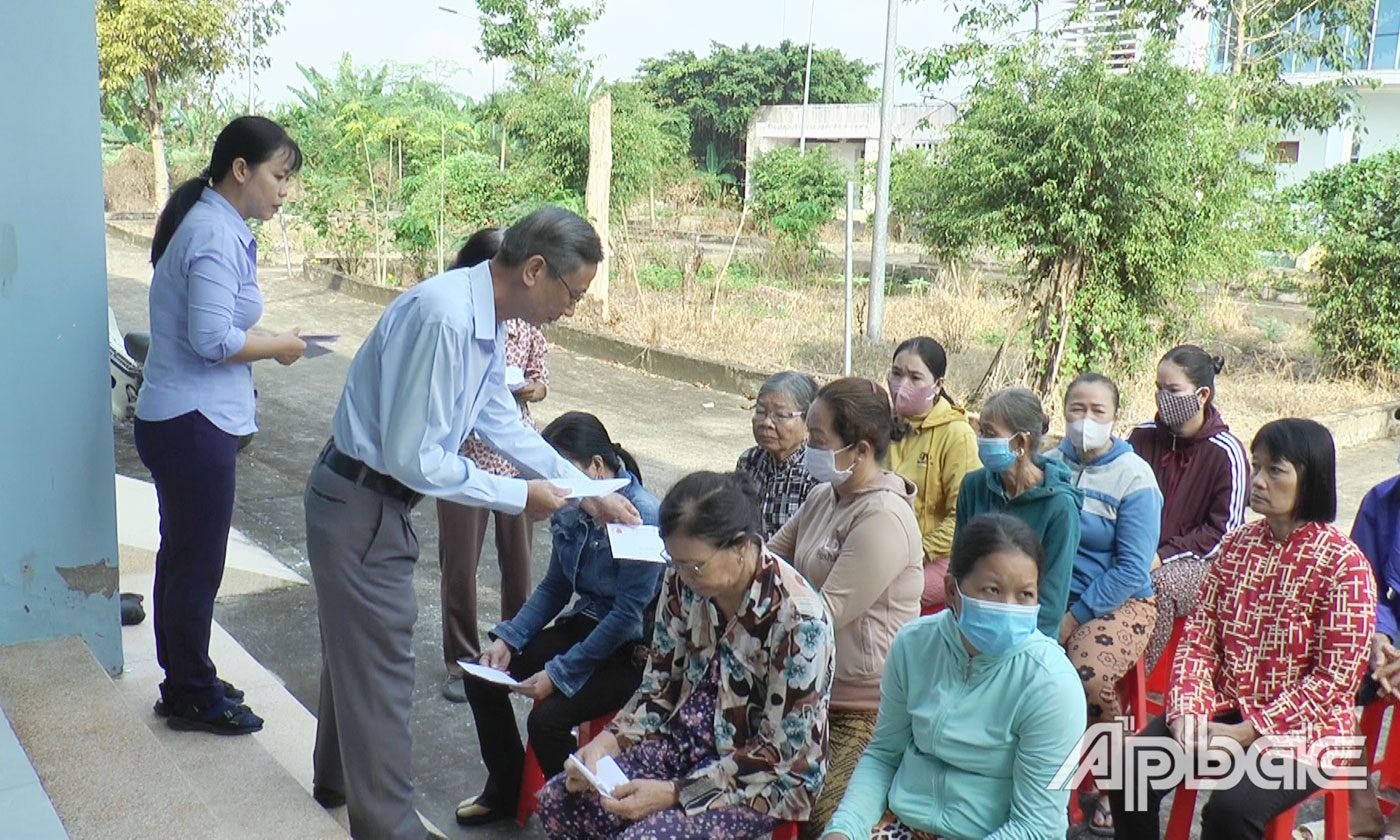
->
<box><xmin>1298</xmin><ymin>150</ymin><xmax>1400</xmax><ymax>374</ymax></box>
<box><xmin>749</xmin><ymin>146</ymin><xmax>847</xmax><ymax>250</ymax></box>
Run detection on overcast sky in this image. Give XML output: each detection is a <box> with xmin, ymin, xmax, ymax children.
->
<box><xmin>251</xmin><ymin>0</ymin><xmax>973</xmax><ymax>106</ymax></box>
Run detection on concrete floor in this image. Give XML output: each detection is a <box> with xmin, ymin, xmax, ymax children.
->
<box><xmin>106</xmin><ymin>234</ymin><xmax>1400</xmax><ymax>840</ymax></box>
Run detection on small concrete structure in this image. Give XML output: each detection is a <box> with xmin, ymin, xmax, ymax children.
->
<box><xmin>744</xmin><ymin>102</ymin><xmax>957</xmax><ymax>207</ymax></box>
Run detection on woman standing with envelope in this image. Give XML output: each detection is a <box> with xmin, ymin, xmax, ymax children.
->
<box><xmin>457</xmin><ymin>411</ymin><xmax>664</xmax><ymax>826</ymax></box>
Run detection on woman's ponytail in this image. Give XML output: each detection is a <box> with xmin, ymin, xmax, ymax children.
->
<box><xmin>150</xmin><ymin>115</ymin><xmax>302</xmax><ymax>266</ymax></box>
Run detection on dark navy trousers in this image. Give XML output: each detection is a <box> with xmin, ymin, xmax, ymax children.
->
<box><xmin>134</xmin><ymin>409</ymin><xmax>238</xmax><ymax>709</ymax></box>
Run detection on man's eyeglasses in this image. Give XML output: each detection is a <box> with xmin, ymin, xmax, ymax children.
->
<box><xmin>549</xmin><ymin>266</ymin><xmax>586</xmax><ymax>304</ymax></box>
<box><xmin>751</xmin><ymin>406</ymin><xmax>804</xmax><ymax>423</ymax></box>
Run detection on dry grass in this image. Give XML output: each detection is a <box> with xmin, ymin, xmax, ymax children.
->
<box><xmin>578</xmin><ymin>254</ymin><xmax>1395</xmax><ymax>442</ymax></box>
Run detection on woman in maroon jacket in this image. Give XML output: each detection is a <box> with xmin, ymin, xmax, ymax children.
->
<box><xmin>1128</xmin><ymin>345</ymin><xmax>1249</xmax><ymax>671</ymax></box>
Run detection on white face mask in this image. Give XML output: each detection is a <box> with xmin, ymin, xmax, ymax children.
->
<box><xmin>804</xmin><ymin>443</ymin><xmax>855</xmax><ymax>486</ymax></box>
<box><xmin>1066</xmin><ymin>417</ymin><xmax>1113</xmax><ymax>453</ymax></box>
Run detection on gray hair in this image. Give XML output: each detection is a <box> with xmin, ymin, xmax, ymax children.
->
<box><xmin>497</xmin><ymin>206</ymin><xmax>604</xmax><ymax>276</ymax></box>
<box><xmin>758</xmin><ymin>371</ymin><xmax>819</xmax><ymax>413</ymax></box>
<box><xmin>981</xmin><ymin>386</ymin><xmax>1050</xmax><ymax>452</ymax></box>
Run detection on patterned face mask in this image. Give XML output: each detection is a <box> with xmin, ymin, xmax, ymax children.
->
<box><xmin>1156</xmin><ymin>388</ymin><xmax>1203</xmax><ymax>429</ymax></box>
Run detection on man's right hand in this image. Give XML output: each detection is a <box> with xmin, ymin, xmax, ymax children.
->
<box><xmin>1373</xmin><ymin>633</ymin><xmax>1400</xmax><ymax>697</ymax></box>
<box><xmin>524</xmin><ymin>479</ymin><xmax>570</xmax><ymax>520</ymax></box>
<box><xmin>480</xmin><ymin>638</ymin><xmax>513</xmax><ymax>671</ymax></box>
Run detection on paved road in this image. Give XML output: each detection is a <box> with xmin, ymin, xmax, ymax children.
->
<box><xmin>107</xmin><ymin>235</ymin><xmax>1400</xmax><ymax>839</ymax></box>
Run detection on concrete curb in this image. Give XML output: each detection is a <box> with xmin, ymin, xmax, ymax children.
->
<box><xmin>1313</xmin><ymin>401</ymin><xmax>1400</xmax><ymax>449</ymax></box>
<box><xmin>302</xmin><ymin>260</ymin><xmax>776</xmax><ymax>396</ymax></box>
<box><xmin>105</xmin><ymin>221</ymin><xmax>153</xmax><ymax>252</ymax></box>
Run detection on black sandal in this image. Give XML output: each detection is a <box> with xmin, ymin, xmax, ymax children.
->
<box><xmin>166</xmin><ymin>699</ymin><xmax>263</xmax><ymax>735</ymax></box>
<box><xmin>153</xmin><ymin>679</ymin><xmax>244</xmax><ymax>717</ymax></box>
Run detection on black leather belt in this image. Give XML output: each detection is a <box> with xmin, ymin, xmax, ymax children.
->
<box><xmin>320</xmin><ymin>440</ymin><xmax>423</xmax><ymax>507</ymax></box>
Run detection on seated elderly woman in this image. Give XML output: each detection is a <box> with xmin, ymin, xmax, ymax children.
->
<box><xmin>821</xmin><ymin>513</ymin><xmax>1086</xmax><ymax>840</ymax></box>
<box><xmin>737</xmin><ymin>371</ymin><xmax>821</xmax><ymax>539</ymax></box>
<box><xmin>1109</xmin><ymin>418</ymin><xmax>1376</xmax><ymax>840</ymax></box>
<box><xmin>536</xmin><ymin>470</ymin><xmax>836</xmax><ymax>840</ymax></box>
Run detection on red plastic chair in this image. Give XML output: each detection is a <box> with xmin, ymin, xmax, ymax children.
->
<box><xmin>1146</xmin><ymin>617</ymin><xmax>1187</xmax><ymax>717</ymax></box>
<box><xmin>919</xmin><ymin>602</ymin><xmax>946</xmax><ymax>617</ymax></box>
<box><xmin>1068</xmin><ymin>658</ymin><xmax>1150</xmax><ymax>827</ymax></box>
<box><xmin>516</xmin><ymin>709</ymin><xmax>618</xmax><ymax>827</ymax></box>
<box><xmin>770</xmin><ymin>821</ymin><xmax>799</xmax><ymax>839</ymax></box>
<box><xmin>1363</xmin><ymin>695</ymin><xmax>1400</xmax><ymax>816</ymax></box>
<box><xmin>1165</xmin><ymin>780</ymin><xmax>1348</xmax><ymax>840</ymax></box>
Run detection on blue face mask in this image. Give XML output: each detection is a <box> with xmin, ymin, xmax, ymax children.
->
<box><xmin>951</xmin><ymin>581</ymin><xmax>1040</xmax><ymax>656</ymax></box>
<box><xmin>977</xmin><ymin>436</ymin><xmax>1019</xmax><ymax>474</ymax></box>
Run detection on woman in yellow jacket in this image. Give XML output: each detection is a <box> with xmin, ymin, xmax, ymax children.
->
<box><xmin>885</xmin><ymin>336</ymin><xmax>979</xmax><ymax>611</ymax></box>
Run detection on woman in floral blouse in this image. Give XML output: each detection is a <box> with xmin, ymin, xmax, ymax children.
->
<box><xmin>1109</xmin><ymin>418</ymin><xmax>1376</xmax><ymax>840</ymax></box>
<box><xmin>537</xmin><ymin>470</ymin><xmax>836</xmax><ymax>839</ymax></box>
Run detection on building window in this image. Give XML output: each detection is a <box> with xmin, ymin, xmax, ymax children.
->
<box><xmin>1375</xmin><ymin>0</ymin><xmax>1400</xmax><ymax>71</ymax></box>
<box><xmin>1275</xmin><ymin>141</ymin><xmax>1301</xmax><ymax>164</ymax></box>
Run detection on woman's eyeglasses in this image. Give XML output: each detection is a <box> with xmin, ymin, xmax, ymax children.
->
<box><xmin>751</xmin><ymin>406</ymin><xmax>804</xmax><ymax>423</ymax></box>
<box><xmin>660</xmin><ymin>544</ymin><xmax>729</xmax><ymax>574</ymax></box>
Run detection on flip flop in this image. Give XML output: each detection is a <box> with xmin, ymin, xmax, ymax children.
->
<box><xmin>1088</xmin><ymin>794</ymin><xmax>1115</xmax><ymax>837</ymax></box>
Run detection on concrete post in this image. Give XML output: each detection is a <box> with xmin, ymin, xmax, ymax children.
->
<box><xmin>585</xmin><ymin>92</ymin><xmax>612</xmax><ymax>319</ymax></box>
<box><xmin>867</xmin><ymin>0</ymin><xmax>898</xmax><ymax>341</ymax></box>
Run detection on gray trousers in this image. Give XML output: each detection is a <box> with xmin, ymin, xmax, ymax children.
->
<box><xmin>305</xmin><ymin>460</ymin><xmax>422</xmax><ymax>840</ymax></box>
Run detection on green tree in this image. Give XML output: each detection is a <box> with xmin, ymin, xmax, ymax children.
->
<box><xmin>918</xmin><ymin>44</ymin><xmax>1271</xmax><ymax>397</ymax></box>
<box><xmin>636</xmin><ymin>41</ymin><xmax>874</xmax><ymax>179</ymax></box>
<box><xmin>749</xmin><ymin>146</ymin><xmax>847</xmax><ymax>251</ymax></box>
<box><xmin>499</xmin><ymin>76</ymin><xmax>688</xmax><ymax>211</ymax></box>
<box><xmin>1295</xmin><ymin>151</ymin><xmax>1400</xmax><ymax>374</ymax></box>
<box><xmin>97</xmin><ymin>0</ymin><xmax>285</xmax><ymax>206</ymax></box>
<box><xmin>1116</xmin><ymin>0</ymin><xmax>1376</xmax><ymax>130</ymax></box>
<box><xmin>887</xmin><ymin>148</ymin><xmax>941</xmax><ymax>243</ymax></box>
<box><xmin>475</xmin><ymin>0</ymin><xmax>603</xmax><ymax>83</ymax></box>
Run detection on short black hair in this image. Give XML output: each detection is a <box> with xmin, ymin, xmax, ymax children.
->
<box><xmin>1250</xmin><ymin>418</ymin><xmax>1337</xmax><ymax>523</ymax></box>
<box><xmin>452</xmin><ymin>227</ymin><xmax>503</xmax><ymax>268</ymax></box>
<box><xmin>497</xmin><ymin>206</ymin><xmax>603</xmax><ymax>277</ymax></box>
<box><xmin>659</xmin><ymin>471</ymin><xmax>763</xmax><ymax>549</ymax></box>
<box><xmin>541</xmin><ymin>411</ymin><xmax>642</xmax><ymax>484</ymax></box>
<box><xmin>949</xmin><ymin>513</ymin><xmax>1045</xmax><ymax>583</ymax></box>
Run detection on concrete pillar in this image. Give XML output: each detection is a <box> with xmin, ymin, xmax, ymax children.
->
<box><xmin>0</xmin><ymin>0</ymin><xmax>123</xmax><ymax>673</ymax></box>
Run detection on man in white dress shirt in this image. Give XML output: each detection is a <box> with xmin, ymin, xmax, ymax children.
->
<box><xmin>303</xmin><ymin>207</ymin><xmax>639</xmax><ymax>839</ymax></box>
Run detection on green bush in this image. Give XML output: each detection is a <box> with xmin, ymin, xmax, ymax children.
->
<box><xmin>392</xmin><ymin>151</ymin><xmax>548</xmax><ymax>275</ymax></box>
<box><xmin>749</xmin><ymin>146</ymin><xmax>847</xmax><ymax>249</ymax></box>
<box><xmin>887</xmin><ymin>148</ymin><xmax>940</xmax><ymax>244</ymax></box>
<box><xmin>1298</xmin><ymin>150</ymin><xmax>1400</xmax><ymax>374</ymax></box>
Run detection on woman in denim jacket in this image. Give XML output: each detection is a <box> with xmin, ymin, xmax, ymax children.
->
<box><xmin>457</xmin><ymin>411</ymin><xmax>663</xmax><ymax>826</ymax></box>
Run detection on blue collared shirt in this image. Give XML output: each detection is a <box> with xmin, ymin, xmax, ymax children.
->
<box><xmin>330</xmin><ymin>262</ymin><xmax>585</xmax><ymax>511</ymax></box>
<box><xmin>1352</xmin><ymin>474</ymin><xmax>1400</xmax><ymax>641</ymax></box>
<box><xmin>135</xmin><ymin>188</ymin><xmax>262</xmax><ymax>435</ymax></box>
<box><xmin>492</xmin><ymin>468</ymin><xmax>664</xmax><ymax>696</ymax></box>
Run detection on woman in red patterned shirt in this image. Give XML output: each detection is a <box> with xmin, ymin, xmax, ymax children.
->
<box><xmin>1108</xmin><ymin>418</ymin><xmax>1376</xmax><ymax>840</ymax></box>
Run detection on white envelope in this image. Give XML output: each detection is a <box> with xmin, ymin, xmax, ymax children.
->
<box><xmin>459</xmin><ymin>661</ymin><xmax>520</xmax><ymax>687</ymax></box>
<box><xmin>607</xmin><ymin>524</ymin><xmax>667</xmax><ymax>563</ymax></box>
<box><xmin>566</xmin><ymin>753</ymin><xmax>629</xmax><ymax>798</ymax></box>
<box><xmin>505</xmin><ymin>365</ymin><xmax>527</xmax><ymax>391</ymax></box>
<box><xmin>549</xmin><ymin>477</ymin><xmax>630</xmax><ymax>499</ymax></box>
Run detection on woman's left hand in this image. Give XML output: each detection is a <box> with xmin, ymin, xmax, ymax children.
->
<box><xmin>510</xmin><ymin>670</ymin><xmax>556</xmax><ymax>701</ymax></box>
<box><xmin>600</xmin><ymin>779</ymin><xmax>678</xmax><ymax>821</ymax></box>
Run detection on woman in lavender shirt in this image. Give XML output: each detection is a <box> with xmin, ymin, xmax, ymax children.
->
<box><xmin>134</xmin><ymin>116</ymin><xmax>305</xmax><ymax>735</ymax></box>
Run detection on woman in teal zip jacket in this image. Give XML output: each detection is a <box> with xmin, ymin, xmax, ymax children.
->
<box><xmin>821</xmin><ymin>513</ymin><xmax>1086</xmax><ymax>840</ymax></box>
<box><xmin>955</xmin><ymin>386</ymin><xmax>1083</xmax><ymax>637</ymax></box>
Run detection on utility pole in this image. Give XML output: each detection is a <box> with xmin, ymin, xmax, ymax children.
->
<box><xmin>867</xmin><ymin>0</ymin><xmax>898</xmax><ymax>341</ymax></box>
<box><xmin>246</xmin><ymin>1</ymin><xmax>255</xmax><ymax>114</ymax></box>
<box><xmin>799</xmin><ymin>0</ymin><xmax>815</xmax><ymax>154</ymax></box>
